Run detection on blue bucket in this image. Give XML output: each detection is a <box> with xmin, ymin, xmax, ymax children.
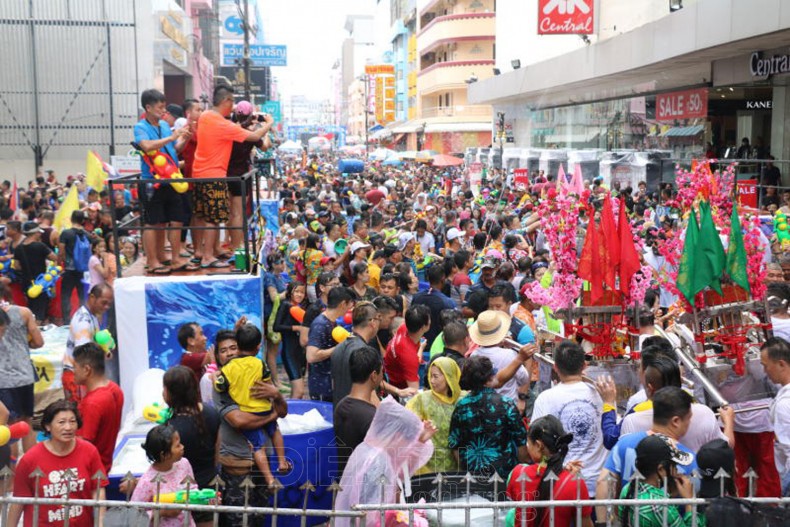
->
<box><xmin>265</xmin><ymin>400</ymin><xmax>337</xmax><ymax>527</ymax></box>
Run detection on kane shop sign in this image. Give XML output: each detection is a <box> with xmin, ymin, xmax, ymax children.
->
<box><xmin>750</xmin><ymin>51</ymin><xmax>790</xmax><ymax>78</ymax></box>
<box><xmin>538</xmin><ymin>0</ymin><xmax>594</xmax><ymax>35</ymax></box>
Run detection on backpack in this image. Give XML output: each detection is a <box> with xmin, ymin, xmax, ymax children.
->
<box><xmin>72</xmin><ymin>231</ymin><xmax>91</xmax><ymax>273</ymax></box>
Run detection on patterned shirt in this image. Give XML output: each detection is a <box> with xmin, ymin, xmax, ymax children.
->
<box><xmin>447</xmin><ymin>387</ymin><xmax>526</xmax><ymax>479</ymax></box>
<box><xmin>618</xmin><ymin>482</ymin><xmax>697</xmax><ymax>527</ymax></box>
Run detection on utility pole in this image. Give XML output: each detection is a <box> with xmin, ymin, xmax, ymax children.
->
<box><xmin>242</xmin><ymin>0</ymin><xmax>251</xmax><ymax>100</ymax></box>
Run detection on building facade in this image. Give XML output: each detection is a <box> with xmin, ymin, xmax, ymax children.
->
<box><xmin>470</xmin><ymin>0</ymin><xmax>790</xmax><ymax>184</ymax></box>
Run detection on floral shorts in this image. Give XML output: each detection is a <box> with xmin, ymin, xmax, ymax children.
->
<box><xmin>193</xmin><ymin>180</ymin><xmax>229</xmax><ymax>224</ymax></box>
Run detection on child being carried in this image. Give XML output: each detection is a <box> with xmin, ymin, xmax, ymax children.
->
<box><xmin>215</xmin><ymin>323</ymin><xmax>291</xmax><ymax>486</ymax></box>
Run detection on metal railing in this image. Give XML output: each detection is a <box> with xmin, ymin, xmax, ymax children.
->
<box><xmin>0</xmin><ymin>464</ymin><xmax>785</xmax><ymax>527</ymax></box>
<box><xmin>107</xmin><ymin>169</ymin><xmax>263</xmax><ymax>277</ymax></box>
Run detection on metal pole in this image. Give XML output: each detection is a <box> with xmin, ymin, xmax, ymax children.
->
<box><xmin>243</xmin><ymin>0</ymin><xmax>251</xmax><ymax>101</ymax></box>
<box><xmin>28</xmin><ymin>0</ymin><xmax>43</xmax><ymax>170</ymax></box>
<box><xmin>106</xmin><ymin>23</ymin><xmax>116</xmax><ymax>156</ymax></box>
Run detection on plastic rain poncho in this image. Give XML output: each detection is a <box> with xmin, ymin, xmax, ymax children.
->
<box><xmin>334</xmin><ymin>396</ymin><xmax>434</xmax><ymax>527</ymax></box>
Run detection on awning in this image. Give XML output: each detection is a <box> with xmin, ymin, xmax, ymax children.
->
<box><xmin>371</xmin><ymin>128</ymin><xmax>392</xmax><ymax>140</ymax></box>
<box><xmin>391</xmin><ymin>122</ymin><xmax>423</xmax><ymax>133</ymax></box>
<box><xmin>424</xmin><ymin>122</ymin><xmax>492</xmax><ymax>133</ymax></box>
<box><xmin>661</xmin><ymin>125</ymin><xmax>704</xmax><ymax>137</ymax></box>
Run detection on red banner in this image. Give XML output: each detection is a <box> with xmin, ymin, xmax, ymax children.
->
<box><xmin>656</xmin><ymin>88</ymin><xmax>708</xmax><ymax>122</ymax></box>
<box><xmin>737</xmin><ymin>179</ymin><xmax>758</xmax><ymax>209</ymax></box>
<box><xmin>513</xmin><ymin>168</ymin><xmax>529</xmax><ymax>190</ymax></box>
<box><xmin>538</xmin><ymin>0</ymin><xmax>594</xmax><ymax>35</ymax></box>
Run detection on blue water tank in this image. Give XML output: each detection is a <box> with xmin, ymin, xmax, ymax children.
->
<box><xmin>337</xmin><ymin>159</ymin><xmax>364</xmax><ymax>174</ymax></box>
<box><xmin>265</xmin><ymin>400</ymin><xmax>337</xmax><ymax>527</ymax></box>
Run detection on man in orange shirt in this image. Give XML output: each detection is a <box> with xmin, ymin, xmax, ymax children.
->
<box><xmin>192</xmin><ymin>84</ymin><xmax>273</xmax><ymax>268</ymax></box>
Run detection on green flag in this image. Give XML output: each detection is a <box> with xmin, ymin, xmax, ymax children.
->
<box><xmin>676</xmin><ymin>208</ymin><xmax>700</xmax><ymax>306</ymax></box>
<box><xmin>694</xmin><ymin>201</ymin><xmax>726</xmax><ymax>296</ymax></box>
<box><xmin>726</xmin><ymin>205</ymin><xmax>751</xmax><ymax>294</ymax></box>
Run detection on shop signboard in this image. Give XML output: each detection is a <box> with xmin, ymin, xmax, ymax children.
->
<box><xmin>513</xmin><ymin>168</ymin><xmax>529</xmax><ymax>190</ymax></box>
<box><xmin>655</xmin><ymin>88</ymin><xmax>708</xmax><ymax>122</ymax></box>
<box><xmin>469</xmin><ymin>162</ymin><xmax>483</xmax><ymax>197</ymax></box>
<box><xmin>260</xmin><ymin>101</ymin><xmax>281</xmax><ymax>123</ymax></box>
<box><xmin>538</xmin><ymin>0</ymin><xmax>594</xmax><ymax>35</ymax></box>
<box><xmin>221</xmin><ymin>42</ymin><xmax>287</xmax><ymax>67</ymax></box>
<box><xmin>737</xmin><ymin>179</ymin><xmax>758</xmax><ymax>209</ymax></box>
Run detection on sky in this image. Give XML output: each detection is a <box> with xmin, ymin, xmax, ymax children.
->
<box><xmin>258</xmin><ymin>0</ymin><xmax>373</xmax><ymax>101</ymax></box>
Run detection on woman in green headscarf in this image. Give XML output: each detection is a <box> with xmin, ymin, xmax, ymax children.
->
<box><xmin>406</xmin><ymin>357</ymin><xmax>465</xmax><ymax>474</ymax></box>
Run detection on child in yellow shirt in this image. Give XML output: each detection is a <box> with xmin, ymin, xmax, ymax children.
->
<box><xmin>215</xmin><ymin>323</ymin><xmax>290</xmax><ymax>486</ymax></box>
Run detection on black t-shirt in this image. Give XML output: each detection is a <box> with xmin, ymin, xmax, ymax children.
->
<box><xmin>14</xmin><ymin>241</ymin><xmax>52</xmax><ymax>286</ymax></box>
<box><xmin>330</xmin><ymin>335</ymin><xmax>369</xmax><ymax>405</ymax></box>
<box><xmin>59</xmin><ymin>227</ymin><xmax>86</xmax><ymax>271</ymax></box>
<box><xmin>763</xmin><ymin>165</ymin><xmax>782</xmax><ymax>187</ymax></box>
<box><xmin>168</xmin><ymin>406</ymin><xmax>221</xmax><ymax>487</ymax></box>
<box><xmin>333</xmin><ymin>396</ymin><xmax>376</xmax><ymax>476</ymax></box>
<box><xmin>228</xmin><ymin>140</ymin><xmax>260</xmax><ymax>177</ymax></box>
<box><xmin>764</xmin><ymin>195</ymin><xmax>780</xmax><ymax>208</ymax></box>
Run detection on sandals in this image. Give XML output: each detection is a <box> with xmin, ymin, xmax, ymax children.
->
<box><xmin>201</xmin><ymin>260</ymin><xmax>230</xmax><ymax>269</ymax></box>
<box><xmin>149</xmin><ymin>266</ymin><xmax>171</xmax><ymax>275</ymax></box>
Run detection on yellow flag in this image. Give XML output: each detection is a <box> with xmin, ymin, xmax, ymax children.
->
<box><xmin>85</xmin><ymin>150</ymin><xmax>107</xmax><ymax>191</ymax></box>
<box><xmin>54</xmin><ymin>185</ymin><xmax>79</xmax><ymax>231</ymax></box>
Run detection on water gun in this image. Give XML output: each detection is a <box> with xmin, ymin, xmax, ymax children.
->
<box><xmin>131</xmin><ymin>142</ymin><xmax>188</xmax><ymax>193</ymax></box>
<box><xmin>94</xmin><ymin>329</ymin><xmax>116</xmax><ymax>357</ymax></box>
<box><xmin>27</xmin><ymin>264</ymin><xmax>63</xmax><ymax>299</ymax></box>
<box><xmin>0</xmin><ymin>257</ymin><xmax>16</xmax><ymax>280</ymax></box>
<box><xmin>775</xmin><ymin>211</ymin><xmax>790</xmax><ymax>249</ymax></box>
<box><xmin>0</xmin><ymin>421</ymin><xmax>31</xmax><ymax>446</ymax></box>
<box><xmin>335</xmin><ymin>311</ymin><xmax>352</xmax><ymax>331</ymax></box>
<box><xmin>143</xmin><ymin>402</ymin><xmax>172</xmax><ymax>424</ymax></box>
<box><xmin>156</xmin><ymin>489</ymin><xmax>220</xmax><ymax>505</ymax></box>
<box><xmin>290</xmin><ymin>306</ymin><xmax>305</xmax><ymax>323</ymax></box>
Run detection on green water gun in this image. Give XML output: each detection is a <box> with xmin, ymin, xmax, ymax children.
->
<box><xmin>157</xmin><ymin>488</ymin><xmax>220</xmax><ymax>505</ymax></box>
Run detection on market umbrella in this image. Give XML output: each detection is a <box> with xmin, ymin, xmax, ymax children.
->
<box><xmin>398</xmin><ymin>150</ymin><xmax>418</xmax><ymax>160</ymax></box>
<box><xmin>370</xmin><ymin>147</ymin><xmax>396</xmax><ymax>161</ymax></box>
<box><xmin>431</xmin><ymin>153</ymin><xmax>464</xmax><ymax>167</ymax></box>
<box><xmin>382</xmin><ymin>157</ymin><xmax>402</xmax><ymax>166</ymax></box>
<box><xmin>415</xmin><ymin>149</ymin><xmax>439</xmax><ymax>162</ymax></box>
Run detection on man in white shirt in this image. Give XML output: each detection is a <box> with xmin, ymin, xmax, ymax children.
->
<box><xmin>468</xmin><ymin>310</ymin><xmax>534</xmax><ymax>410</ymax></box>
<box><xmin>414</xmin><ymin>219</ymin><xmax>435</xmax><ymax>255</ymax></box>
<box><xmin>761</xmin><ymin>337</ymin><xmax>790</xmax><ymax>495</ymax></box>
<box><xmin>531</xmin><ymin>340</ymin><xmax>607</xmax><ymax>495</ymax></box>
<box><xmin>619</xmin><ymin>355</ymin><xmax>734</xmax><ymax>452</ymax></box>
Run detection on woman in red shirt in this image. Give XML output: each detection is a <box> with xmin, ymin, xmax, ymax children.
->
<box><xmin>506</xmin><ymin>415</ymin><xmax>594</xmax><ymax>527</ymax></box>
<box><xmin>10</xmin><ymin>400</ymin><xmax>107</xmax><ymax>527</ymax></box>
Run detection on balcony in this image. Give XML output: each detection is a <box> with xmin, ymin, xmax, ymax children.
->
<box><xmin>417</xmin><ymin>13</ymin><xmax>495</xmax><ymax>53</ymax></box>
<box><xmin>418</xmin><ymin>60</ymin><xmax>494</xmax><ymax>96</ymax></box>
<box><xmin>421</xmin><ymin>105</ymin><xmax>492</xmax><ymax>119</ymax></box>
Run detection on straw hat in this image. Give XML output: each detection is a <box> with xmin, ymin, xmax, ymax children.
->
<box><xmin>469</xmin><ymin>310</ymin><xmax>512</xmax><ymax>347</ymax></box>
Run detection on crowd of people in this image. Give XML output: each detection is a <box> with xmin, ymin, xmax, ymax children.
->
<box><xmin>3</xmin><ymin>83</ymin><xmax>790</xmax><ymax>526</ymax></box>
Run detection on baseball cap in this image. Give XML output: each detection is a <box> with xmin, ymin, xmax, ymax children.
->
<box><xmin>349</xmin><ymin>241</ymin><xmax>371</xmax><ymax>254</ymax></box>
<box><xmin>480</xmin><ymin>257</ymin><xmax>499</xmax><ymax>270</ymax></box>
<box><xmin>446</xmin><ymin>227</ymin><xmax>464</xmax><ymax>241</ymax></box>
<box><xmin>697</xmin><ymin>439</ymin><xmax>735</xmax><ymax>498</ymax></box>
<box><xmin>398</xmin><ymin>232</ymin><xmax>414</xmax><ymax>251</ymax></box>
<box><xmin>305</xmin><ymin>208</ymin><xmax>316</xmax><ymax>217</ymax></box>
<box><xmin>635</xmin><ymin>434</ymin><xmax>694</xmax><ymax>470</ymax></box>
<box><xmin>235</xmin><ymin>100</ymin><xmax>254</xmax><ymax>116</ymax></box>
<box><xmin>22</xmin><ymin>222</ymin><xmax>41</xmax><ymax>235</ymax></box>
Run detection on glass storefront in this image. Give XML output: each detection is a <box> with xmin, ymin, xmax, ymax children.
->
<box><xmin>526</xmin><ymin>84</ymin><xmax>775</xmax><ymax>163</ymax></box>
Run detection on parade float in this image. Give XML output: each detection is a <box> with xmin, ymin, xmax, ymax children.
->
<box><xmin>524</xmin><ymin>161</ymin><xmax>773</xmax><ymax>411</ymax></box>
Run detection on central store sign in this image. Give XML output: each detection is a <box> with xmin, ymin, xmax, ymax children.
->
<box><xmin>538</xmin><ymin>0</ymin><xmax>594</xmax><ymax>35</ymax></box>
<box><xmin>655</xmin><ymin>88</ymin><xmax>708</xmax><ymax>122</ymax></box>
